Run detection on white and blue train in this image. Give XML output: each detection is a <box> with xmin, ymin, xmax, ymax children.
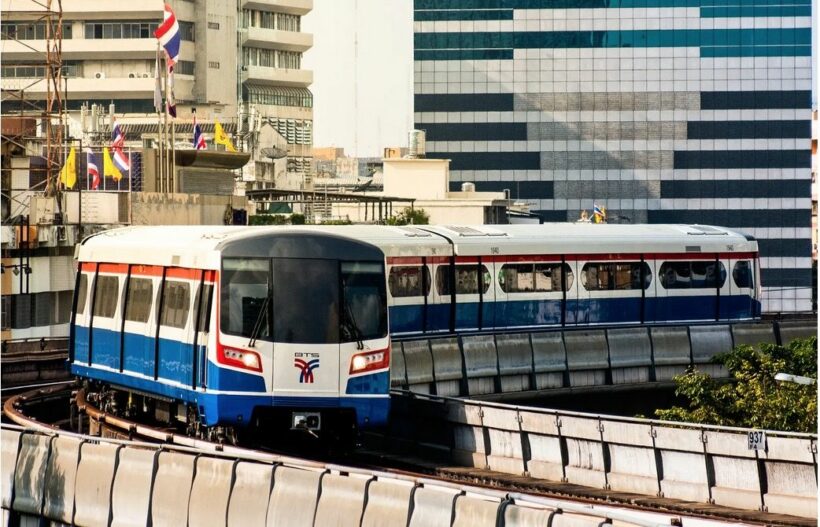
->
<box><xmin>69</xmin><ymin>223</ymin><xmax>760</xmax><ymax>440</ymax></box>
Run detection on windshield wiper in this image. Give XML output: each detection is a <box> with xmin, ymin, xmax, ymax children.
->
<box><xmin>248</xmin><ymin>296</ymin><xmax>270</xmax><ymax>348</ymax></box>
<box><xmin>343</xmin><ymin>302</ymin><xmax>365</xmax><ymax>350</ymax></box>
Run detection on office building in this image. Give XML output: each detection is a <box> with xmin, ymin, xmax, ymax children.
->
<box><xmin>413</xmin><ymin>0</ymin><xmax>813</xmax><ymax>312</ymax></box>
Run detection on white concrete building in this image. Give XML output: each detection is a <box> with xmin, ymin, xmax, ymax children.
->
<box><xmin>0</xmin><ymin>0</ymin><xmax>314</xmax><ymax>190</ymax></box>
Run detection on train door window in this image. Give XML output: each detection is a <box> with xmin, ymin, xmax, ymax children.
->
<box><xmin>92</xmin><ymin>275</ymin><xmax>119</xmax><ymax>318</ymax></box>
<box><xmin>221</xmin><ymin>258</ymin><xmax>270</xmax><ymax>339</ymax></box>
<box><xmin>436</xmin><ymin>265</ymin><xmax>491</xmax><ymax>295</ymax></box>
<box><xmin>160</xmin><ymin>281</ymin><xmax>191</xmax><ymax>329</ymax></box>
<box><xmin>732</xmin><ymin>261</ymin><xmax>753</xmax><ymax>288</ymax></box>
<box><xmin>124</xmin><ymin>278</ymin><xmax>153</xmax><ymax>323</ymax></box>
<box><xmin>582</xmin><ymin>262</ymin><xmax>651</xmax><ymax>291</ymax></box>
<box><xmin>388</xmin><ymin>266</ymin><xmax>431</xmax><ymax>297</ymax></box>
<box><xmin>76</xmin><ymin>274</ymin><xmax>89</xmax><ymax>315</ymax></box>
<box><xmin>195</xmin><ymin>283</ymin><xmax>214</xmax><ymax>331</ymax></box>
<box><xmin>341</xmin><ymin>262</ymin><xmax>387</xmax><ymax>341</ymax></box>
<box><xmin>272</xmin><ymin>258</ymin><xmax>338</xmax><ymax>344</ymax></box>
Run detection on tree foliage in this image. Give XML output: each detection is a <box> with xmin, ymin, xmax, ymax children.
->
<box><xmin>385</xmin><ymin>207</ymin><xmax>430</xmax><ymax>226</ymax></box>
<box><xmin>655</xmin><ymin>337</ymin><xmax>817</xmax><ymax>433</ymax></box>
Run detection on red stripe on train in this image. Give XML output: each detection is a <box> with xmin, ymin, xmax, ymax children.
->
<box><xmin>79</xmin><ymin>262</ymin><xmax>216</xmax><ymax>281</ymax></box>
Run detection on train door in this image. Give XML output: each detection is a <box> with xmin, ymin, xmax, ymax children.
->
<box><xmin>573</xmin><ymin>258</ymin><xmax>590</xmax><ymax>325</ymax></box>
<box><xmin>71</xmin><ymin>263</ymin><xmax>94</xmax><ymax>364</ymax></box>
<box><xmin>725</xmin><ymin>257</ymin><xmax>753</xmax><ymax>320</ymax></box>
<box><xmin>156</xmin><ymin>270</ymin><xmax>197</xmax><ymax>386</ymax></box>
<box><xmin>428</xmin><ymin>257</ymin><xmax>453</xmax><ymax>332</ymax></box>
<box><xmin>271</xmin><ymin>258</ymin><xmax>340</xmax><ymax>400</ymax></box>
<box><xmin>450</xmin><ymin>258</ymin><xmax>487</xmax><ymax>331</ymax></box>
<box><xmin>481</xmin><ymin>258</ymin><xmax>496</xmax><ymax>330</ymax></box>
<box><xmin>89</xmin><ymin>264</ymin><xmax>123</xmax><ymax>370</ymax></box>
<box><xmin>190</xmin><ymin>272</ymin><xmax>215</xmax><ymax>389</ymax></box>
<box><xmin>121</xmin><ymin>265</ymin><xmax>159</xmax><ymax>376</ymax></box>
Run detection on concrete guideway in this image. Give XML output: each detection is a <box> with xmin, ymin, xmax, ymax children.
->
<box><xmin>1</xmin><ymin>424</ymin><xmax>686</xmax><ymax>527</ymax></box>
<box><xmin>385</xmin><ymin>391</ymin><xmax>817</xmax><ymax>522</ymax></box>
<box><xmin>390</xmin><ymin>319</ymin><xmax>816</xmax><ymax>398</ymax></box>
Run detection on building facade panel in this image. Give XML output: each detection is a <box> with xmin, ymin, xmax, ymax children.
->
<box><xmin>413</xmin><ymin>0</ymin><xmax>814</xmax><ymax>312</ymax></box>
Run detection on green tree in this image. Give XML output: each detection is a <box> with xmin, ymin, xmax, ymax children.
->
<box><xmin>655</xmin><ymin>337</ymin><xmax>817</xmax><ymax>432</ymax></box>
<box><xmin>385</xmin><ymin>207</ymin><xmax>429</xmax><ymax>226</ymax></box>
<box><xmin>249</xmin><ymin>214</ymin><xmax>289</xmax><ymax>225</ymax></box>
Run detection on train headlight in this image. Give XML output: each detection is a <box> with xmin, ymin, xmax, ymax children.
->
<box><xmin>217</xmin><ymin>346</ymin><xmax>263</xmax><ymax>373</ymax></box>
<box><xmin>349</xmin><ymin>347</ymin><xmax>390</xmax><ymax>374</ymax></box>
<box><xmin>352</xmin><ymin>355</ymin><xmax>368</xmax><ymax>371</ymax></box>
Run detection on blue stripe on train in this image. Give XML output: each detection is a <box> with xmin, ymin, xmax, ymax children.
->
<box><xmin>74</xmin><ymin>326</ymin><xmax>266</xmax><ymax>392</ymax></box>
<box><xmin>389</xmin><ymin>295</ymin><xmax>758</xmax><ymax>333</ymax></box>
<box><xmin>70</xmin><ymin>362</ymin><xmax>389</xmax><ymax>428</ymax></box>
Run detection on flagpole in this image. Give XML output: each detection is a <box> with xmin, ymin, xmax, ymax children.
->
<box><xmin>163</xmin><ymin>57</ymin><xmax>170</xmax><ymax>194</ymax></box>
<box><xmin>156</xmin><ymin>42</ymin><xmax>164</xmax><ymax>194</ymax></box>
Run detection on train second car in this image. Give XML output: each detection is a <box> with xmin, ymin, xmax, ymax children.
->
<box><xmin>69</xmin><ymin>223</ymin><xmax>760</xmax><ymax>441</ymax></box>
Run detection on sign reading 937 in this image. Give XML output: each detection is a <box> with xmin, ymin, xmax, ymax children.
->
<box><xmin>294</xmin><ymin>352</ymin><xmax>320</xmax><ymax>384</ymax></box>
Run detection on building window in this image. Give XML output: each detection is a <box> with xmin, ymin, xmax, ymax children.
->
<box><xmin>268</xmin><ymin>118</ymin><xmax>312</xmax><ymax>145</ymax></box>
<box><xmin>208</xmin><ymin>61</ymin><xmax>220</xmax><ymax>69</ymax></box>
<box><xmin>244</xmin><ymin>86</ymin><xmax>313</xmax><ymax>108</ymax></box>
<box><xmin>84</xmin><ymin>21</ymin><xmax>159</xmax><ymax>39</ymax></box>
<box><xmin>179</xmin><ymin>21</ymin><xmax>195</xmax><ymax>42</ymax></box>
<box><xmin>1</xmin><ymin>22</ymin><xmax>72</xmax><ymax>40</ymax></box>
<box><xmin>176</xmin><ymin>60</ymin><xmax>195</xmax><ymax>75</ymax></box>
<box><xmin>207</xmin><ymin>21</ymin><xmax>219</xmax><ymax>29</ymax></box>
<box><xmin>241</xmin><ymin>10</ymin><xmax>300</xmax><ymax>31</ymax></box>
<box><xmin>1</xmin><ymin>60</ymin><xmax>80</xmax><ymax>78</ymax></box>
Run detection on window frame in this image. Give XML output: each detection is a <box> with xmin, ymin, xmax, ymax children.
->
<box><xmin>581</xmin><ymin>261</ymin><xmax>652</xmax><ymax>291</ymax></box>
<box><xmin>388</xmin><ymin>265</ymin><xmax>432</xmax><ymax>298</ymax></box>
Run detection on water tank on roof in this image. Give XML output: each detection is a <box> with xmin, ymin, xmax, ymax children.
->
<box><xmin>407</xmin><ymin>129</ymin><xmax>426</xmax><ymax>158</ymax></box>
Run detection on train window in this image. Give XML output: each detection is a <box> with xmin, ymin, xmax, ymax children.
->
<box><xmin>221</xmin><ymin>259</ymin><xmax>270</xmax><ymax>339</ymax></box>
<box><xmin>124</xmin><ymin>277</ymin><xmax>153</xmax><ymax>323</ymax></box>
<box><xmin>341</xmin><ymin>262</ymin><xmax>387</xmax><ymax>341</ymax></box>
<box><xmin>499</xmin><ymin>263</ymin><xmax>574</xmax><ymax>293</ymax></box>
<box><xmin>273</xmin><ymin>258</ymin><xmax>339</xmax><ymax>344</ymax></box>
<box><xmin>581</xmin><ymin>262</ymin><xmax>651</xmax><ymax>291</ymax></box>
<box><xmin>194</xmin><ymin>283</ymin><xmax>214</xmax><ymax>332</ymax></box>
<box><xmin>660</xmin><ymin>261</ymin><xmax>726</xmax><ymax>289</ymax></box>
<box><xmin>92</xmin><ymin>275</ymin><xmax>119</xmax><ymax>318</ymax></box>
<box><xmin>160</xmin><ymin>281</ymin><xmax>191</xmax><ymax>329</ymax></box>
<box><xmin>436</xmin><ymin>264</ymin><xmax>491</xmax><ymax>295</ymax></box>
<box><xmin>388</xmin><ymin>266</ymin><xmax>431</xmax><ymax>298</ymax></box>
<box><xmin>75</xmin><ymin>274</ymin><xmax>88</xmax><ymax>315</ymax></box>
<box><xmin>732</xmin><ymin>261</ymin><xmax>753</xmax><ymax>288</ymax></box>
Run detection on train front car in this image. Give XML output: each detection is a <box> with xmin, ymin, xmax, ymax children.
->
<box><xmin>70</xmin><ymin>226</ymin><xmax>390</xmax><ymax>446</ymax></box>
<box><xmin>216</xmin><ymin>229</ymin><xmax>390</xmax><ymax>443</ymax></box>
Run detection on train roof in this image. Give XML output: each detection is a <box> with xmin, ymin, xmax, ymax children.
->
<box><xmin>77</xmin><ymin>224</ymin><xmax>757</xmax><ymax>268</ymax></box>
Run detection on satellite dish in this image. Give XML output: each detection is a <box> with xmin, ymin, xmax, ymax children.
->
<box><xmin>261</xmin><ymin>147</ymin><xmax>288</xmax><ymax>160</ymax></box>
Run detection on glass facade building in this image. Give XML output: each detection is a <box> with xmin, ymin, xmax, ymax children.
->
<box><xmin>413</xmin><ymin>0</ymin><xmax>814</xmax><ymax>313</ymax></box>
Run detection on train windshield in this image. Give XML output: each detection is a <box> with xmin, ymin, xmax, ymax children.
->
<box><xmin>341</xmin><ymin>262</ymin><xmax>387</xmax><ymax>342</ymax></box>
<box><xmin>272</xmin><ymin>258</ymin><xmax>340</xmax><ymax>344</ymax></box>
<box><xmin>221</xmin><ymin>258</ymin><xmax>387</xmax><ymax>344</ymax></box>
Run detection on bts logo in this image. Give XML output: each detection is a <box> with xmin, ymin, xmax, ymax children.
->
<box><xmin>294</xmin><ymin>354</ymin><xmax>320</xmax><ymax>383</ymax></box>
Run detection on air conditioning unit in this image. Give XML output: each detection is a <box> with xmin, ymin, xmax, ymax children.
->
<box><xmin>142</xmin><ymin>72</ymin><xmax>150</xmax><ymax>78</ymax></box>
<box><xmin>94</xmin><ymin>72</ymin><xmax>106</xmax><ymax>79</ymax></box>
<box><xmin>128</xmin><ymin>72</ymin><xmax>137</xmax><ymax>78</ymax></box>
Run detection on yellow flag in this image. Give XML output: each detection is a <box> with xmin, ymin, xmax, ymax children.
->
<box><xmin>214</xmin><ymin>120</ymin><xmax>236</xmax><ymax>152</ymax></box>
<box><xmin>58</xmin><ymin>147</ymin><xmax>77</xmax><ymax>189</ymax></box>
<box><xmin>103</xmin><ymin>147</ymin><xmax>123</xmax><ymax>182</ymax></box>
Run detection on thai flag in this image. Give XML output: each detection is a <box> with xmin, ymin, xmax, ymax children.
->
<box><xmin>154</xmin><ymin>3</ymin><xmax>181</xmax><ymax>65</ymax></box>
<box><xmin>193</xmin><ymin>113</ymin><xmax>206</xmax><ymax>150</ymax></box>
<box><xmin>111</xmin><ymin>121</ymin><xmax>131</xmax><ymax>173</ymax></box>
<box><xmin>86</xmin><ymin>149</ymin><xmax>100</xmax><ymax>190</ymax></box>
